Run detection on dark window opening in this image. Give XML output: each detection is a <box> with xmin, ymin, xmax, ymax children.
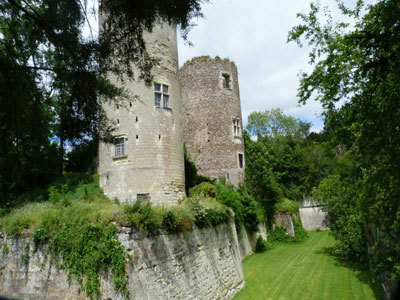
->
<box><xmin>117</xmin><ymin>119</ymin><xmax>119</xmax><ymax>124</ymax></box>
<box><xmin>136</xmin><ymin>116</ymin><xmax>138</xmax><ymax>122</ymax></box>
<box><xmin>222</xmin><ymin>73</ymin><xmax>231</xmax><ymax>89</ymax></box>
<box><xmin>159</xmin><ymin>134</ymin><xmax>161</xmax><ymax>140</ymax></box>
<box><xmin>130</xmin><ymin>102</ymin><xmax>132</xmax><ymax>107</ymax></box>
<box><xmin>136</xmin><ymin>135</ymin><xmax>139</xmax><ymax>140</ymax></box>
<box><xmin>163</xmin><ymin>85</ymin><xmax>169</xmax><ymax>94</ymax></box>
<box><xmin>238</xmin><ymin>153</ymin><xmax>244</xmax><ymax>168</ymax></box>
<box><xmin>137</xmin><ymin>193</ymin><xmax>150</xmax><ymax>203</ymax></box>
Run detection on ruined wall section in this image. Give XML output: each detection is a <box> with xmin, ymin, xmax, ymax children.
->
<box><xmin>99</xmin><ymin>22</ymin><xmax>185</xmax><ymax>205</ymax></box>
<box><xmin>0</xmin><ymin>221</ymin><xmax>244</xmax><ymax>300</ymax></box>
<box><xmin>180</xmin><ymin>57</ymin><xmax>245</xmax><ymax>186</ymax></box>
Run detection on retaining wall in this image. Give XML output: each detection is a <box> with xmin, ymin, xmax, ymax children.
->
<box><xmin>298</xmin><ymin>197</ymin><xmax>328</xmax><ymax>231</ymax></box>
<box><xmin>0</xmin><ymin>220</ymin><xmax>244</xmax><ymax>300</ymax></box>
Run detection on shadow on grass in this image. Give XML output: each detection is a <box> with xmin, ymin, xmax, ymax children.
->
<box><xmin>315</xmin><ymin>245</ymin><xmax>382</xmax><ymax>300</ymax></box>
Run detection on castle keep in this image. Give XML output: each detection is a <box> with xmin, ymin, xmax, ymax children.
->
<box><xmin>180</xmin><ymin>57</ymin><xmax>245</xmax><ymax>187</ymax></box>
<box><xmin>99</xmin><ymin>23</ymin><xmax>185</xmax><ymax>205</ymax></box>
<box><xmin>99</xmin><ymin>25</ymin><xmax>245</xmax><ymax>204</ymax></box>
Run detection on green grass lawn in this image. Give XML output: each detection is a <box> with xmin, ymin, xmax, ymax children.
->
<box><xmin>234</xmin><ymin>231</ymin><xmax>380</xmax><ymax>300</ymax></box>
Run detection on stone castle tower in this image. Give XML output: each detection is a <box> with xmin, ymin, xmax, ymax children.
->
<box><xmin>98</xmin><ymin>23</ymin><xmax>185</xmax><ymax>205</ymax></box>
<box><xmin>180</xmin><ymin>56</ymin><xmax>245</xmax><ymax>187</ymax></box>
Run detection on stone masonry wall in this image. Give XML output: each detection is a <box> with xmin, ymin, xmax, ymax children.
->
<box><xmin>298</xmin><ymin>197</ymin><xmax>328</xmax><ymax>231</ymax></box>
<box><xmin>237</xmin><ymin>222</ymin><xmax>268</xmax><ymax>259</ymax></box>
<box><xmin>180</xmin><ymin>56</ymin><xmax>245</xmax><ymax>187</ymax></box>
<box><xmin>99</xmin><ymin>22</ymin><xmax>185</xmax><ymax>205</ymax></box>
<box><xmin>0</xmin><ymin>220</ymin><xmax>244</xmax><ymax>300</ymax></box>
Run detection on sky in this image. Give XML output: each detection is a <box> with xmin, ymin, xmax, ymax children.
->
<box><xmin>177</xmin><ymin>0</ymin><xmax>330</xmax><ymax>132</ymax></box>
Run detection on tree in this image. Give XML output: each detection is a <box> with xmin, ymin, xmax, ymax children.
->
<box><xmin>0</xmin><ymin>0</ymin><xmax>206</xmax><ymax>200</ymax></box>
<box><xmin>246</xmin><ymin>108</ymin><xmax>310</xmax><ymax>140</ymax></box>
<box><xmin>289</xmin><ymin>0</ymin><xmax>400</xmax><ymax>292</ymax></box>
<box><xmin>245</xmin><ymin>109</ymin><xmax>311</xmax><ymax>201</ymax></box>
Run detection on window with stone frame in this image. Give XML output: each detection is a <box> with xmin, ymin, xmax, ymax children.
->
<box><xmin>154</xmin><ymin>83</ymin><xmax>170</xmax><ymax>108</ymax></box>
<box><xmin>115</xmin><ymin>137</ymin><xmax>125</xmax><ymax>156</ymax></box>
<box><xmin>233</xmin><ymin>118</ymin><xmax>241</xmax><ymax>137</ymax></box>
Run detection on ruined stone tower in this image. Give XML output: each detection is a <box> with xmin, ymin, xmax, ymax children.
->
<box><xmin>99</xmin><ymin>23</ymin><xmax>185</xmax><ymax>205</ymax></box>
<box><xmin>180</xmin><ymin>56</ymin><xmax>245</xmax><ymax>186</ymax></box>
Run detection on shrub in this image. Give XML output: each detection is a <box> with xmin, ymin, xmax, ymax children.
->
<box><xmin>268</xmin><ymin>226</ymin><xmax>291</xmax><ymax>243</ymax></box>
<box><xmin>268</xmin><ymin>219</ymin><xmax>308</xmax><ymax>244</ymax></box>
<box><xmin>274</xmin><ymin>198</ymin><xmax>298</xmax><ymax>214</ymax></box>
<box><xmin>162</xmin><ymin>210</ymin><xmax>180</xmax><ymax>233</ymax></box>
<box><xmin>123</xmin><ymin>200</ymin><xmax>162</xmax><ymax>235</ymax></box>
<box><xmin>48</xmin><ymin>184</ymin><xmax>72</xmax><ymax>206</ymax></box>
<box><xmin>187</xmin><ymin>197</ymin><xmax>230</xmax><ymax>228</ymax></box>
<box><xmin>215</xmin><ymin>181</ymin><xmax>264</xmax><ymax>233</ymax></box>
<box><xmin>312</xmin><ymin>175</ymin><xmax>367</xmax><ymax>263</ymax></box>
<box><xmin>184</xmin><ymin>145</ymin><xmax>214</xmax><ymax>193</ymax></box>
<box><xmin>189</xmin><ymin>182</ymin><xmax>217</xmax><ymax>198</ymax></box>
<box><xmin>255</xmin><ymin>236</ymin><xmax>268</xmax><ymax>253</ymax></box>
<box><xmin>239</xmin><ymin>188</ymin><xmax>264</xmax><ymax>232</ymax></box>
<box><xmin>33</xmin><ymin>225</ymin><xmax>49</xmax><ymax>246</ymax></box>
<box><xmin>292</xmin><ymin>218</ymin><xmax>308</xmax><ymax>242</ymax></box>
<box><xmin>215</xmin><ymin>181</ymin><xmax>245</xmax><ymax>228</ymax></box>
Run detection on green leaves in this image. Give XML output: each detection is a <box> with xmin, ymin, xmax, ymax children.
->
<box><xmin>0</xmin><ymin>0</ymin><xmax>207</xmax><ymax>202</ymax></box>
<box><xmin>289</xmin><ymin>0</ymin><xmax>400</xmax><ymax>288</ymax></box>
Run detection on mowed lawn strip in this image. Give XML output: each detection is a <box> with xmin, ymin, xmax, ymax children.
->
<box><xmin>234</xmin><ymin>231</ymin><xmax>378</xmax><ymax>300</ymax></box>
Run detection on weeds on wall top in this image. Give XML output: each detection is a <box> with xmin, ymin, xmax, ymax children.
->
<box><xmin>0</xmin><ymin>173</ymin><xmax>233</xmax><ymax>300</ymax></box>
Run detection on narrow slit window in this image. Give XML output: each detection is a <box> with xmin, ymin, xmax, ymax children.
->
<box><xmin>222</xmin><ymin>73</ymin><xmax>231</xmax><ymax>89</ymax></box>
<box><xmin>238</xmin><ymin>153</ymin><xmax>244</xmax><ymax>169</ymax></box>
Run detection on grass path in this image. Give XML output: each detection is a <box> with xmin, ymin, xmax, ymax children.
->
<box><xmin>233</xmin><ymin>231</ymin><xmax>379</xmax><ymax>300</ymax></box>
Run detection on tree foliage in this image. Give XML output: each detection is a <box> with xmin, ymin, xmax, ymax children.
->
<box><xmin>245</xmin><ymin>109</ymin><xmax>314</xmax><ymax>205</ymax></box>
<box><xmin>312</xmin><ymin>175</ymin><xmax>367</xmax><ymax>263</ymax></box>
<box><xmin>289</xmin><ymin>0</ymin><xmax>400</xmax><ymax>292</ymax></box>
<box><xmin>0</xmin><ymin>0</ymin><xmax>206</xmax><ymax>201</ymax></box>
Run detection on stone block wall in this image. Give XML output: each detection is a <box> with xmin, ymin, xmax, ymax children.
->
<box><xmin>237</xmin><ymin>222</ymin><xmax>267</xmax><ymax>259</ymax></box>
<box><xmin>298</xmin><ymin>197</ymin><xmax>328</xmax><ymax>231</ymax></box>
<box><xmin>274</xmin><ymin>213</ymin><xmax>295</xmax><ymax>237</ymax></box>
<box><xmin>99</xmin><ymin>22</ymin><xmax>185</xmax><ymax>205</ymax></box>
<box><xmin>0</xmin><ymin>220</ymin><xmax>244</xmax><ymax>300</ymax></box>
<box><xmin>180</xmin><ymin>56</ymin><xmax>245</xmax><ymax>187</ymax></box>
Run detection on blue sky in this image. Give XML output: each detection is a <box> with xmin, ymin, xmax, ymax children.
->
<box><xmin>177</xmin><ymin>0</ymin><xmax>331</xmax><ymax>132</ymax></box>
